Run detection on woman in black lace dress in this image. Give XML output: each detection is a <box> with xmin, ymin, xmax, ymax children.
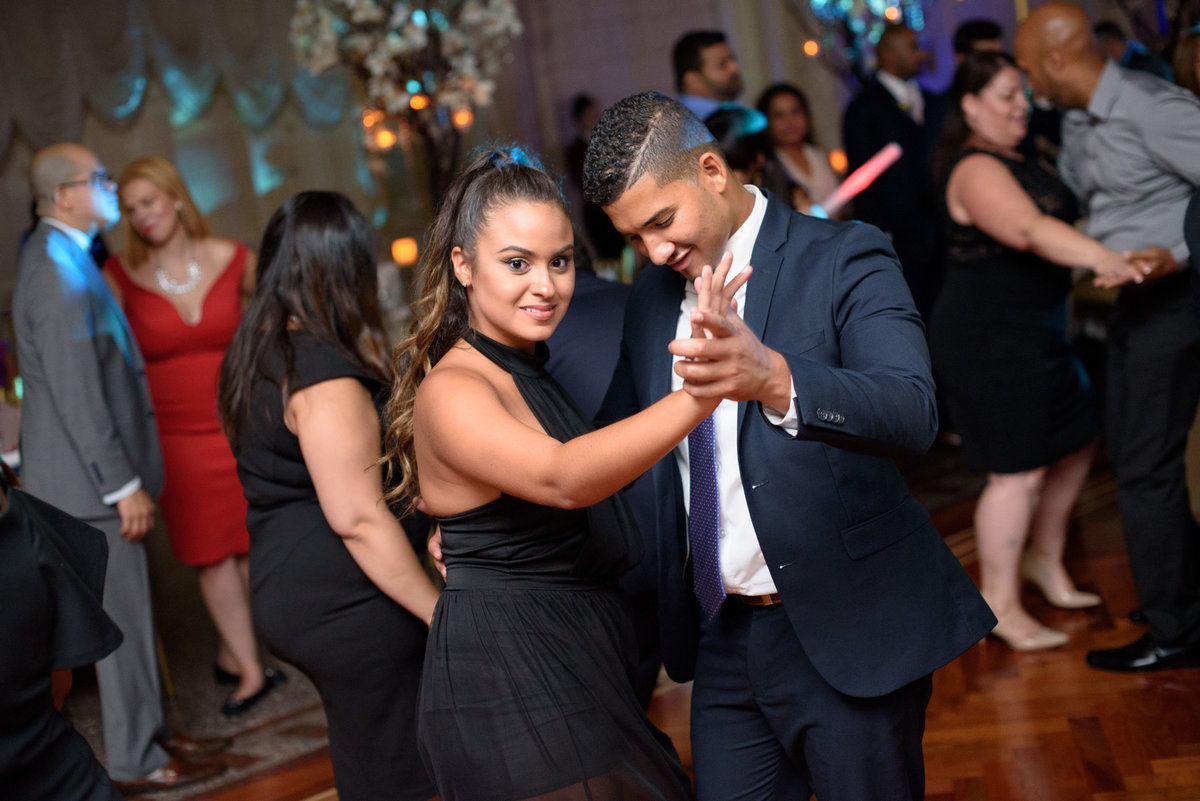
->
<box><xmin>928</xmin><ymin>52</ymin><xmax>1147</xmax><ymax>651</ymax></box>
<box><xmin>386</xmin><ymin>148</ymin><xmax>744</xmax><ymax>801</ymax></box>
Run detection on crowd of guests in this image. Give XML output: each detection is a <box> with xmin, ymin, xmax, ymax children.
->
<box><xmin>6</xmin><ymin>5</ymin><xmax>1200</xmax><ymax>801</ymax></box>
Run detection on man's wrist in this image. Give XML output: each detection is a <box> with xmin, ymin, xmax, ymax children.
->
<box><xmin>762</xmin><ymin>350</ymin><xmax>794</xmax><ymax>414</ymax></box>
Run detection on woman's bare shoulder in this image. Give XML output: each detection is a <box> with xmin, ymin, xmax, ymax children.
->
<box><xmin>416</xmin><ymin>346</ymin><xmax>502</xmax><ymax>410</ymax></box>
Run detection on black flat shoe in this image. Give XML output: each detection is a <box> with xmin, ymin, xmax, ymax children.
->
<box><xmin>213</xmin><ymin>664</ymin><xmax>240</xmax><ymax>686</ymax></box>
<box><xmin>1086</xmin><ymin>634</ymin><xmax>1200</xmax><ymax>672</ymax></box>
<box><xmin>220</xmin><ymin>668</ymin><xmax>287</xmax><ymax>717</ymax></box>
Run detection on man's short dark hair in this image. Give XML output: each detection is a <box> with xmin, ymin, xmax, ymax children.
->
<box><xmin>877</xmin><ymin>23</ymin><xmax>913</xmax><ymax>56</ymax></box>
<box><xmin>1093</xmin><ymin>20</ymin><xmax>1126</xmax><ymax>44</ymax></box>
<box><xmin>673</xmin><ymin>30</ymin><xmax>727</xmax><ymax>93</ymax></box>
<box><xmin>953</xmin><ymin>19</ymin><xmax>1003</xmax><ymax>55</ymax></box>
<box><xmin>583</xmin><ymin>91</ymin><xmax>718</xmax><ymax>208</ymax></box>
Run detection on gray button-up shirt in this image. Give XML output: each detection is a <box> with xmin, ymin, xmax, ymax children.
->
<box><xmin>1059</xmin><ymin>60</ymin><xmax>1200</xmax><ymax>268</ymax></box>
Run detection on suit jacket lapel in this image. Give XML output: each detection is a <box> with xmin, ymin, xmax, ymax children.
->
<box><xmin>739</xmin><ymin>195</ymin><xmax>788</xmax><ymax>429</ymax></box>
<box><xmin>648</xmin><ymin>267</ymin><xmax>685</xmax><ymax>403</ymax></box>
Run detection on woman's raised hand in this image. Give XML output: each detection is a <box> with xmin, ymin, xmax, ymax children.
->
<box><xmin>691</xmin><ymin>250</ymin><xmax>752</xmax><ymax>341</ymax></box>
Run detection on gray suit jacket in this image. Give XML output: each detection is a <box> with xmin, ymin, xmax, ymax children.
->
<box><xmin>14</xmin><ymin>220</ymin><xmax>163</xmax><ymax>520</ymax></box>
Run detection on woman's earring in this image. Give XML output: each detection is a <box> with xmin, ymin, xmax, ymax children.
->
<box><xmin>174</xmin><ymin>200</ymin><xmax>183</xmax><ymax>211</ymax></box>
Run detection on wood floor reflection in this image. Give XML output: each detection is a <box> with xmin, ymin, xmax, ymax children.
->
<box><xmin>177</xmin><ymin>471</ymin><xmax>1200</xmax><ymax>801</ymax></box>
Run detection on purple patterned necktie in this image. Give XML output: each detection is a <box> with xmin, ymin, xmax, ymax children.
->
<box><xmin>688</xmin><ymin>414</ymin><xmax>726</xmax><ymax>619</ymax></box>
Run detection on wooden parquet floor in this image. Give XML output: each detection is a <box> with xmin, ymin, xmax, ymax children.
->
<box><xmin>180</xmin><ymin>471</ymin><xmax>1200</xmax><ymax>801</ymax></box>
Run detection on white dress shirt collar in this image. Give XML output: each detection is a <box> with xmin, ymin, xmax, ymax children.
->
<box><xmin>683</xmin><ymin>185</ymin><xmax>768</xmax><ymax>298</ymax></box>
<box><xmin>877</xmin><ymin>70</ymin><xmax>924</xmax><ymax>124</ymax></box>
<box><xmin>41</xmin><ymin>216</ymin><xmax>93</xmax><ymax>253</ymax></box>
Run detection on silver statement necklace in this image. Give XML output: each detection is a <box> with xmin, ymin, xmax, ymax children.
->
<box><xmin>154</xmin><ymin>247</ymin><xmax>202</xmax><ymax>295</ymax></box>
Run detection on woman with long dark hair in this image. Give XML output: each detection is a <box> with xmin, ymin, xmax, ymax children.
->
<box><xmin>928</xmin><ymin>52</ymin><xmax>1145</xmax><ymax>651</ymax></box>
<box><xmin>218</xmin><ymin>191</ymin><xmax>439</xmax><ymax>801</ymax></box>
<box><xmin>386</xmin><ymin>146</ymin><xmax>741</xmax><ymax>800</ymax></box>
<box><xmin>755</xmin><ymin>82</ymin><xmax>839</xmax><ymax>213</ymax></box>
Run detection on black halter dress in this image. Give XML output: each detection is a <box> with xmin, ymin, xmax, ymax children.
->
<box><xmin>416</xmin><ymin>331</ymin><xmax>692</xmax><ymax>801</ymax></box>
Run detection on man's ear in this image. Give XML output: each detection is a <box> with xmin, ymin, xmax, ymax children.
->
<box><xmin>1046</xmin><ymin>49</ymin><xmax>1066</xmax><ymax>76</ymax></box>
<box><xmin>697</xmin><ymin>150</ymin><xmax>728</xmax><ymax>194</ymax></box>
<box><xmin>960</xmin><ymin>93</ymin><xmax>979</xmax><ymax>122</ymax></box>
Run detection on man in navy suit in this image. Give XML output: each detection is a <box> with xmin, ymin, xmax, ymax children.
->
<box><xmin>585</xmin><ymin>92</ymin><xmax>994</xmax><ymax>801</ymax></box>
<box><xmin>843</xmin><ymin>24</ymin><xmax>941</xmax><ymax>323</ymax></box>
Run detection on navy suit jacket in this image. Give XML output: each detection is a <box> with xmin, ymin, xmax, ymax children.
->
<box><xmin>599</xmin><ymin>195</ymin><xmax>994</xmax><ymax>698</ymax></box>
<box><xmin>546</xmin><ymin>270</ymin><xmax>632</xmax><ymax>421</ymax></box>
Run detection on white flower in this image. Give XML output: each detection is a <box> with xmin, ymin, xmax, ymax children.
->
<box><xmin>291</xmin><ymin>0</ymin><xmax>523</xmax><ymax>111</ymax></box>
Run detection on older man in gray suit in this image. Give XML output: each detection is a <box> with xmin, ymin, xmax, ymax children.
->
<box><xmin>15</xmin><ymin>143</ymin><xmax>227</xmax><ymax>792</ymax></box>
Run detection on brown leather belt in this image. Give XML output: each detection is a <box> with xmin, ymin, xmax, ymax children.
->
<box><xmin>730</xmin><ymin>592</ymin><xmax>782</xmax><ymax>607</ymax></box>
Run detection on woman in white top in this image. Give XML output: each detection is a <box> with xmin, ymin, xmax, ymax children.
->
<box><xmin>756</xmin><ymin>83</ymin><xmax>840</xmax><ymax>214</ymax></box>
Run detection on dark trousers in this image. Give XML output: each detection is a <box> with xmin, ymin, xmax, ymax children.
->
<box><xmin>690</xmin><ymin>602</ymin><xmax>931</xmax><ymax>801</ymax></box>
<box><xmin>1106</xmin><ymin>274</ymin><xmax>1200</xmax><ymax>646</ymax></box>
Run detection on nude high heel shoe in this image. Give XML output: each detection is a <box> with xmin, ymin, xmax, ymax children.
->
<box><xmin>989</xmin><ymin>621</ymin><xmax>1070</xmax><ymax>651</ymax></box>
<box><xmin>1019</xmin><ymin>553</ymin><xmax>1102</xmax><ymax>609</ymax></box>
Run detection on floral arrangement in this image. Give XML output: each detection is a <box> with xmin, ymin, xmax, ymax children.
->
<box><xmin>290</xmin><ymin>0</ymin><xmax>523</xmax><ymax>115</ymax></box>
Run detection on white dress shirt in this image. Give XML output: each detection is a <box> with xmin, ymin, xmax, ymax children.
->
<box><xmin>877</xmin><ymin>70</ymin><xmax>924</xmax><ymax>124</ymax></box>
<box><xmin>672</xmin><ymin>186</ymin><xmax>797</xmax><ymax>596</ymax></box>
<box><xmin>41</xmin><ymin>216</ymin><xmax>143</xmax><ymax>507</ymax></box>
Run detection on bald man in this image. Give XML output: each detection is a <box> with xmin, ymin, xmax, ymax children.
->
<box><xmin>14</xmin><ymin>143</ymin><xmax>228</xmax><ymax>790</ymax></box>
<box><xmin>1016</xmin><ymin>4</ymin><xmax>1200</xmax><ymax>673</ymax></box>
<box><xmin>843</xmin><ymin>24</ymin><xmax>941</xmax><ymax>323</ymax></box>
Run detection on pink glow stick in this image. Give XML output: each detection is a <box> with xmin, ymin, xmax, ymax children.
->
<box><xmin>813</xmin><ymin>142</ymin><xmax>903</xmax><ymax>218</ymax></box>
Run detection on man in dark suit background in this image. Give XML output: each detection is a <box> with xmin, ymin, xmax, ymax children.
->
<box><xmin>843</xmin><ymin>24</ymin><xmax>941</xmax><ymax>322</ymax></box>
<box><xmin>584</xmin><ymin>92</ymin><xmax>994</xmax><ymax>801</ymax></box>
<box><xmin>14</xmin><ymin>143</ymin><xmax>226</xmax><ymax>792</ymax></box>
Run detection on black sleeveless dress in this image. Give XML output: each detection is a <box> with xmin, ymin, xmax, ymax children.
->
<box><xmin>928</xmin><ymin>149</ymin><xmax>1098</xmax><ymax>474</ymax></box>
<box><xmin>417</xmin><ymin>332</ymin><xmax>692</xmax><ymax>801</ymax></box>
<box><xmin>235</xmin><ymin>331</ymin><xmax>435</xmax><ymax>801</ymax></box>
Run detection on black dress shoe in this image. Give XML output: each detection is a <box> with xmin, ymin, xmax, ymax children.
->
<box><xmin>213</xmin><ymin>664</ymin><xmax>240</xmax><ymax>685</ymax></box>
<box><xmin>161</xmin><ymin>731</ymin><xmax>233</xmax><ymax>760</ymax></box>
<box><xmin>221</xmin><ymin>667</ymin><xmax>287</xmax><ymax>717</ymax></box>
<box><xmin>1129</xmin><ymin>608</ymin><xmax>1148</xmax><ymax>624</ymax></box>
<box><xmin>1086</xmin><ymin>633</ymin><xmax>1200</xmax><ymax>672</ymax></box>
<box><xmin>113</xmin><ymin>756</ymin><xmax>226</xmax><ymax>794</ymax></box>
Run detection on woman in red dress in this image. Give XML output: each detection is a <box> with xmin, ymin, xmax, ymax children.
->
<box><xmin>104</xmin><ymin>156</ymin><xmax>282</xmax><ymax>715</ymax></box>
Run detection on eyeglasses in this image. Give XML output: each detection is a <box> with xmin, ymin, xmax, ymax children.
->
<box><xmin>59</xmin><ymin>171</ymin><xmax>116</xmax><ymax>191</ymax></box>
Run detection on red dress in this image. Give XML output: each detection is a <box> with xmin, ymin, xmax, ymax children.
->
<box><xmin>105</xmin><ymin>244</ymin><xmax>250</xmax><ymax>566</ymax></box>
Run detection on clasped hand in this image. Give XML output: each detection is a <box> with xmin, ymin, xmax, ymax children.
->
<box><xmin>668</xmin><ymin>252</ymin><xmax>793</xmax><ymax>413</ymax></box>
<box><xmin>1093</xmin><ymin>246</ymin><xmax>1176</xmax><ymax>289</ymax></box>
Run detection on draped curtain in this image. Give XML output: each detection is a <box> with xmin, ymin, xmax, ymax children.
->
<box><xmin>0</xmin><ymin>0</ymin><xmax>351</xmax><ymax>159</ymax></box>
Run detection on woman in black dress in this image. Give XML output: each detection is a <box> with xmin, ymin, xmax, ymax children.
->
<box><xmin>387</xmin><ymin>148</ymin><xmax>743</xmax><ymax>800</ymax></box>
<box><xmin>218</xmin><ymin>192</ymin><xmax>439</xmax><ymax>801</ymax></box>
<box><xmin>928</xmin><ymin>52</ymin><xmax>1147</xmax><ymax>651</ymax></box>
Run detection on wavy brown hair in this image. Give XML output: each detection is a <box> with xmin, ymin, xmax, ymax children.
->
<box><xmin>116</xmin><ymin>156</ymin><xmax>210</xmax><ymax>266</ymax></box>
<box><xmin>384</xmin><ymin>146</ymin><xmax>566</xmax><ymax>510</ymax></box>
<box><xmin>218</xmin><ymin>191</ymin><xmax>388</xmax><ymax>449</ymax></box>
